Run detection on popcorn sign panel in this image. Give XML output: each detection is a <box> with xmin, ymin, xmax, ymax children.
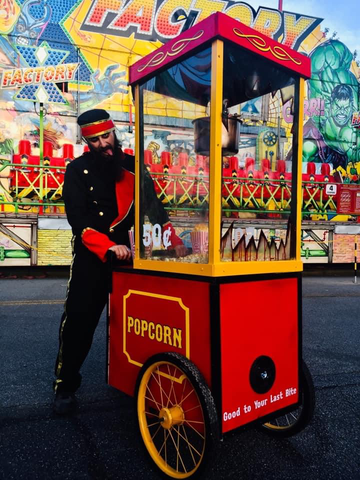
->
<box><xmin>108</xmin><ymin>272</ymin><xmax>212</xmax><ymax>397</ymax></box>
<box><xmin>123</xmin><ymin>290</ymin><xmax>190</xmax><ymax>367</ymax></box>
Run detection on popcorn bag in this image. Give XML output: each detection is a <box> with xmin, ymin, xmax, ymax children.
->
<box><xmin>190</xmin><ymin>231</ymin><xmax>209</xmax><ymax>254</ymax></box>
<box><xmin>145</xmin><ymin>241</ymin><xmax>153</xmax><ymax>258</ymax></box>
<box><xmin>128</xmin><ymin>230</ymin><xmax>153</xmax><ymax>259</ymax></box>
<box><xmin>128</xmin><ymin>230</ymin><xmax>135</xmax><ymax>259</ymax></box>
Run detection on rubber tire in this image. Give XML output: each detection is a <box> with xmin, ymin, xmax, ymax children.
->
<box><xmin>135</xmin><ymin>352</ymin><xmax>220</xmax><ymax>479</ymax></box>
<box><xmin>260</xmin><ymin>360</ymin><xmax>315</xmax><ymax>438</ymax></box>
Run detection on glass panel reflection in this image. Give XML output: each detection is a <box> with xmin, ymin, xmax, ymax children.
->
<box><xmin>220</xmin><ymin>42</ymin><xmax>297</xmax><ymax>262</ymax></box>
<box><xmin>138</xmin><ymin>48</ymin><xmax>211</xmax><ymax>264</ymax></box>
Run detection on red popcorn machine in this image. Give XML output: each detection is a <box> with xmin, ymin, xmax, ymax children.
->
<box><xmin>107</xmin><ymin>12</ymin><xmax>315</xmax><ymax>479</ymax></box>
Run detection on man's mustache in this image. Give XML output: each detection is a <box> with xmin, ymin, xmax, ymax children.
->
<box><xmin>100</xmin><ymin>145</ymin><xmax>113</xmax><ymax>153</ymax></box>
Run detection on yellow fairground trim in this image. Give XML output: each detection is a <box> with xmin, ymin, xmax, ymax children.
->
<box><xmin>211</xmin><ymin>259</ymin><xmax>303</xmax><ymax>276</ymax></box>
<box><xmin>133</xmin><ymin>258</ymin><xmax>303</xmax><ymax>276</ymax></box>
<box><xmin>296</xmin><ymin>77</ymin><xmax>305</xmax><ymax>262</ymax></box>
<box><xmin>209</xmin><ymin>39</ymin><xmax>224</xmax><ymax>266</ymax></box>
<box><xmin>133</xmin><ymin>258</ymin><xmax>214</xmax><ymax>276</ymax></box>
<box><xmin>134</xmin><ymin>84</ymin><xmax>140</xmax><ymax>262</ymax></box>
<box><xmin>137</xmin><ymin>360</ymin><xmax>205</xmax><ymax>478</ymax></box>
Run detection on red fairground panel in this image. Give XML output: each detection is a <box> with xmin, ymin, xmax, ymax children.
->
<box><xmin>337</xmin><ymin>185</ymin><xmax>360</xmax><ymax>215</ymax></box>
<box><xmin>218</xmin><ymin>13</ymin><xmax>310</xmax><ymax>78</ymax></box>
<box><xmin>108</xmin><ymin>272</ymin><xmax>211</xmax><ymax>396</ymax></box>
<box><xmin>130</xmin><ymin>12</ymin><xmax>311</xmax><ymax>85</ymax></box>
<box><xmin>220</xmin><ymin>277</ymin><xmax>299</xmax><ymax>433</ymax></box>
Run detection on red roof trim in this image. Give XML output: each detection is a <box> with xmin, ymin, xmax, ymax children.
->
<box><xmin>130</xmin><ymin>12</ymin><xmax>311</xmax><ymax>85</ymax></box>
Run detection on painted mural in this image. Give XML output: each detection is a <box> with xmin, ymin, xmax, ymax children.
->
<box><xmin>0</xmin><ymin>0</ymin><xmax>359</xmax><ymax>266</ymax></box>
<box><xmin>0</xmin><ymin>2</ymin><xmax>357</xmax><ymax>164</ymax></box>
<box><xmin>304</xmin><ymin>41</ymin><xmax>359</xmax><ymax>179</ymax></box>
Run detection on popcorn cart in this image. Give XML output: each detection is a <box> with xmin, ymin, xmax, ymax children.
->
<box><xmin>108</xmin><ymin>13</ymin><xmax>315</xmax><ymax>478</ymax></box>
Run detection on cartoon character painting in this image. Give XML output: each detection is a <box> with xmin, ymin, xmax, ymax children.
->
<box><xmin>303</xmin><ymin>39</ymin><xmax>359</xmax><ymax>181</ymax></box>
<box><xmin>0</xmin><ymin>2</ymin><xmax>358</xmax><ymax>199</ymax></box>
<box><xmin>0</xmin><ymin>0</ymin><xmax>128</xmax><ymax>116</ymax></box>
<box><xmin>0</xmin><ymin>0</ymin><xmax>51</xmax><ymax>68</ymax></box>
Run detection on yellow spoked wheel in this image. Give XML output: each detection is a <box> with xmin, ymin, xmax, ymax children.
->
<box><xmin>261</xmin><ymin>361</ymin><xmax>315</xmax><ymax>438</ymax></box>
<box><xmin>136</xmin><ymin>353</ymin><xmax>219</xmax><ymax>479</ymax></box>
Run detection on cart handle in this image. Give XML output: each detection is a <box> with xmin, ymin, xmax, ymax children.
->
<box><xmin>106</xmin><ymin>250</ymin><xmax>133</xmax><ymax>293</ymax></box>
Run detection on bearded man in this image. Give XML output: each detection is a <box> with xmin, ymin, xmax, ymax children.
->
<box><xmin>53</xmin><ymin>109</ymin><xmax>186</xmax><ymax>414</ymax></box>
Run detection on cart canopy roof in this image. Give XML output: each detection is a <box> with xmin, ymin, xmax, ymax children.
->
<box><xmin>130</xmin><ymin>12</ymin><xmax>311</xmax><ymax>107</ymax></box>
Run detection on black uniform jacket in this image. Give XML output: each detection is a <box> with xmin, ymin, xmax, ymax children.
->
<box><xmin>63</xmin><ymin>151</ymin><xmax>182</xmax><ymax>262</ymax></box>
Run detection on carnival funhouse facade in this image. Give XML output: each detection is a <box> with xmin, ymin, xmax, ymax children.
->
<box><xmin>0</xmin><ymin>0</ymin><xmax>359</xmax><ymax>267</ymax></box>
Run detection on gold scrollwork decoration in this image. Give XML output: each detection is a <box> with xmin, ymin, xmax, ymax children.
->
<box><xmin>233</xmin><ymin>29</ymin><xmax>302</xmax><ymax>66</ymax></box>
<box><xmin>137</xmin><ymin>30</ymin><xmax>205</xmax><ymax>73</ymax></box>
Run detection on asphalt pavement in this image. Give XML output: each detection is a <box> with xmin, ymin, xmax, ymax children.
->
<box><xmin>0</xmin><ymin>271</ymin><xmax>359</xmax><ymax>480</ymax></box>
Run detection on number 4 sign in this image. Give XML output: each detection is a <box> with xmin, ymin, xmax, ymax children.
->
<box><xmin>325</xmin><ymin>184</ymin><xmax>337</xmax><ymax>196</ymax></box>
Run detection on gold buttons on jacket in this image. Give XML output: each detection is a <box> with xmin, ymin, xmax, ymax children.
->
<box><xmin>90</xmin><ymin>186</ymin><xmax>93</xmax><ymax>191</ymax></box>
<box><xmin>109</xmin><ymin>228</ymin><xmax>114</xmax><ymax>233</ymax></box>
<box><xmin>83</xmin><ymin>169</ymin><xmax>88</xmax><ymax>174</ymax></box>
<box><xmin>99</xmin><ymin>211</ymin><xmax>104</xmax><ymax>216</ymax></box>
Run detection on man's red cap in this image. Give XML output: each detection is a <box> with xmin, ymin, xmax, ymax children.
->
<box><xmin>77</xmin><ymin>109</ymin><xmax>115</xmax><ymax>138</ymax></box>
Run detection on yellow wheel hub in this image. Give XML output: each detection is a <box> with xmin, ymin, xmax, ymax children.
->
<box><xmin>159</xmin><ymin>405</ymin><xmax>184</xmax><ymax>430</ymax></box>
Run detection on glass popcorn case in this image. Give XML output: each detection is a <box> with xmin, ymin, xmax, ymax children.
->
<box><xmin>129</xmin><ymin>12</ymin><xmax>310</xmax><ymax>277</ymax></box>
<box><xmin>108</xmin><ymin>14</ymin><xmax>314</xmax><ymax>479</ymax></box>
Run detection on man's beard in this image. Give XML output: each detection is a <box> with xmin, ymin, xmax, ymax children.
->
<box><xmin>88</xmin><ymin>135</ymin><xmax>124</xmax><ymax>181</ymax></box>
<box><xmin>88</xmin><ymin>134</ymin><xmax>121</xmax><ymax>162</ymax></box>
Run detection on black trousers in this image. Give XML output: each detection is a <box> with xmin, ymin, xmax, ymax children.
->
<box><xmin>54</xmin><ymin>247</ymin><xmax>110</xmax><ymax>393</ymax></box>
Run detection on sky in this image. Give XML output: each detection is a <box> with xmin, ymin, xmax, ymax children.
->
<box><xmin>246</xmin><ymin>0</ymin><xmax>360</xmax><ymax>55</ymax></box>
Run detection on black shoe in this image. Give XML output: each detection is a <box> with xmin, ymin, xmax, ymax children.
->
<box><xmin>53</xmin><ymin>390</ymin><xmax>77</xmax><ymax>415</ymax></box>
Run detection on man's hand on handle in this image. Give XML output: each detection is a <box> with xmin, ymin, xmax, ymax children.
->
<box><xmin>108</xmin><ymin>245</ymin><xmax>132</xmax><ymax>261</ymax></box>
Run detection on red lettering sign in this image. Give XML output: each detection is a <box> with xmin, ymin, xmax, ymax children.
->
<box><xmin>81</xmin><ymin>0</ymin><xmax>322</xmax><ymax>48</ymax></box>
<box><xmin>0</xmin><ymin>64</ymin><xmax>79</xmax><ymax>89</ymax></box>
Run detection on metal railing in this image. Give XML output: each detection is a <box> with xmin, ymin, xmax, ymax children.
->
<box><xmin>0</xmin><ymin>163</ymin><xmax>357</xmax><ymax>219</ymax></box>
<box><xmin>0</xmin><ymin>161</ymin><xmax>66</xmax><ymax>214</ymax></box>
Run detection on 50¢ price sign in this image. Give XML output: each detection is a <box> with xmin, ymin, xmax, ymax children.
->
<box><xmin>143</xmin><ymin>224</ymin><xmax>172</xmax><ymax>249</ymax></box>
